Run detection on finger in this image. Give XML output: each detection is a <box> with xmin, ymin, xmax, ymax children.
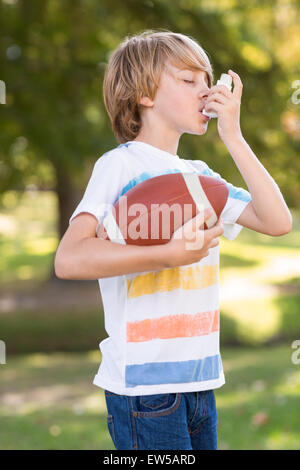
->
<box><xmin>181</xmin><ymin>208</ymin><xmax>212</xmax><ymax>233</ymax></box>
<box><xmin>205</xmin><ymin>218</ymin><xmax>224</xmax><ymax>239</ymax></box>
<box><xmin>188</xmin><ymin>208</ymin><xmax>211</xmax><ymax>230</ymax></box>
<box><xmin>209</xmin><ymin>85</ymin><xmax>232</xmax><ymax>99</ymax></box>
<box><xmin>207</xmin><ymin>237</ymin><xmax>220</xmax><ymax>249</ymax></box>
<box><xmin>206</xmin><ymin>93</ymin><xmax>228</xmax><ymax>106</ymax></box>
<box><xmin>228</xmin><ymin>70</ymin><xmax>243</xmax><ymax>101</ymax></box>
<box><xmin>204</xmin><ymin>102</ymin><xmax>223</xmax><ymax>113</ymax></box>
<box><xmin>204</xmin><ymin>207</ymin><xmax>214</xmax><ymax>220</ymax></box>
<box><xmin>194</xmin><ymin>207</ymin><xmax>214</xmax><ymax>221</ymax></box>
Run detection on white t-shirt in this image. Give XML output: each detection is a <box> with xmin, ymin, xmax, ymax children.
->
<box><xmin>69</xmin><ymin>140</ymin><xmax>252</xmax><ymax>396</ymax></box>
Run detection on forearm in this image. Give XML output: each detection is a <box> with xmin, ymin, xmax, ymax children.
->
<box><xmin>56</xmin><ymin>238</ymin><xmax>169</xmax><ymax>280</ymax></box>
<box><xmin>224</xmin><ymin>134</ymin><xmax>292</xmax><ymax>232</ymax></box>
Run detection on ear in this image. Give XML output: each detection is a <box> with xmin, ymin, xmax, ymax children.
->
<box><xmin>139</xmin><ymin>96</ymin><xmax>154</xmax><ymax>107</ymax></box>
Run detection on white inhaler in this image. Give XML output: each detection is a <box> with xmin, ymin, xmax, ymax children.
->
<box><xmin>202</xmin><ymin>73</ymin><xmax>233</xmax><ymax>119</ymax></box>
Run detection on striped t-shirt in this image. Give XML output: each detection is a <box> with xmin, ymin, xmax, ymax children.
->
<box><xmin>69</xmin><ymin>140</ymin><xmax>252</xmax><ymax>396</ymax></box>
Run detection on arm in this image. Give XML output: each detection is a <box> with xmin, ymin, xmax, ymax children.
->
<box><xmin>205</xmin><ymin>69</ymin><xmax>292</xmax><ymax>236</ymax></box>
<box><xmin>54</xmin><ymin>209</ymin><xmax>223</xmax><ymax>280</ymax></box>
<box><xmin>226</xmin><ymin>136</ymin><xmax>292</xmax><ymax>236</ymax></box>
<box><xmin>54</xmin><ymin>213</ymin><xmax>169</xmax><ymax>280</ymax></box>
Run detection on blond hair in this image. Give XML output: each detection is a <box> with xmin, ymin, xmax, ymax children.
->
<box><xmin>103</xmin><ymin>29</ymin><xmax>214</xmax><ymax>144</ymax></box>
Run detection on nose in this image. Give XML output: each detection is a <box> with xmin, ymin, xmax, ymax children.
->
<box><xmin>197</xmin><ymin>80</ymin><xmax>210</xmax><ymax>100</ymax></box>
<box><xmin>201</xmin><ymin>84</ymin><xmax>210</xmax><ymax>96</ymax></box>
<box><xmin>198</xmin><ymin>89</ymin><xmax>210</xmax><ymax>110</ymax></box>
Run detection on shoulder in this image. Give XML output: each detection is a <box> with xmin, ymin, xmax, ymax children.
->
<box><xmin>184</xmin><ymin>158</ymin><xmax>226</xmax><ymax>181</ymax></box>
<box><xmin>96</xmin><ymin>144</ymin><xmax>127</xmax><ymax>162</ymax></box>
<box><xmin>183</xmin><ymin>158</ymin><xmax>210</xmax><ymax>173</ymax></box>
<box><xmin>93</xmin><ymin>145</ymin><xmax>129</xmax><ymax>171</ymax></box>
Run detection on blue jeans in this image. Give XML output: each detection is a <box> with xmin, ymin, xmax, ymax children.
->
<box><xmin>104</xmin><ymin>389</ymin><xmax>218</xmax><ymax>450</ymax></box>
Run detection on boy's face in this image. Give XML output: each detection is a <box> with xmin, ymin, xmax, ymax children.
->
<box><xmin>140</xmin><ymin>59</ymin><xmax>212</xmax><ymax>137</ymax></box>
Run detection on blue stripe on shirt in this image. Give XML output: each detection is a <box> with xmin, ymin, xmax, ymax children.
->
<box><xmin>114</xmin><ymin>146</ymin><xmax>251</xmax><ymax>205</ymax></box>
<box><xmin>120</xmin><ymin>168</ymin><xmax>184</xmax><ymax>197</ymax></box>
<box><xmin>201</xmin><ymin>168</ymin><xmax>251</xmax><ymax>203</ymax></box>
<box><xmin>125</xmin><ymin>354</ymin><xmax>222</xmax><ymax>387</ymax></box>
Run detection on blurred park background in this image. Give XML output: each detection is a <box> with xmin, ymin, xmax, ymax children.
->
<box><xmin>0</xmin><ymin>0</ymin><xmax>300</xmax><ymax>450</ymax></box>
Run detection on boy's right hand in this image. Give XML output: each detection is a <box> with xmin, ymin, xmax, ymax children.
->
<box><xmin>165</xmin><ymin>208</ymin><xmax>224</xmax><ymax>268</ymax></box>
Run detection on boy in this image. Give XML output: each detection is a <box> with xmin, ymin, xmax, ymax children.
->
<box><xmin>54</xmin><ymin>30</ymin><xmax>292</xmax><ymax>450</ymax></box>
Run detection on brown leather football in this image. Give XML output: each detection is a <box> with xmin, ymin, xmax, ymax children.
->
<box><xmin>96</xmin><ymin>172</ymin><xmax>228</xmax><ymax>246</ymax></box>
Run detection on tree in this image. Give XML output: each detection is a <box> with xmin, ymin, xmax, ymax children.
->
<box><xmin>0</xmin><ymin>0</ymin><xmax>299</xmax><ymax>281</ymax></box>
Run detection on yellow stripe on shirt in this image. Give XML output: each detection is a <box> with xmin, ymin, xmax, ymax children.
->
<box><xmin>126</xmin><ymin>264</ymin><xmax>218</xmax><ymax>298</ymax></box>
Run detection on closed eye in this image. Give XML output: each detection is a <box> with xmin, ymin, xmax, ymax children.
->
<box><xmin>183</xmin><ymin>80</ymin><xmax>194</xmax><ymax>84</ymax></box>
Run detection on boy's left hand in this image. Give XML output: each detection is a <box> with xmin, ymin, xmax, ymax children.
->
<box><xmin>204</xmin><ymin>69</ymin><xmax>243</xmax><ymax>142</ymax></box>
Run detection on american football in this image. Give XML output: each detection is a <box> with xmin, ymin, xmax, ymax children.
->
<box><xmin>96</xmin><ymin>172</ymin><xmax>229</xmax><ymax>246</ymax></box>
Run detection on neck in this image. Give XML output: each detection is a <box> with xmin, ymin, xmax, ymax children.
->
<box><xmin>132</xmin><ymin>132</ymin><xmax>180</xmax><ymax>156</ymax></box>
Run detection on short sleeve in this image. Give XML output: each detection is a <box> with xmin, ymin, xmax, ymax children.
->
<box><xmin>186</xmin><ymin>159</ymin><xmax>252</xmax><ymax>241</ymax></box>
<box><xmin>69</xmin><ymin>151</ymin><xmax>130</xmax><ymax>226</ymax></box>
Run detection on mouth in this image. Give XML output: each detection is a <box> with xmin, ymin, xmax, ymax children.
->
<box><xmin>199</xmin><ymin>107</ymin><xmax>211</xmax><ymax>121</ymax></box>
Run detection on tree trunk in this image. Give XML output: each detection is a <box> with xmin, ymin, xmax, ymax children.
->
<box><xmin>48</xmin><ymin>165</ymin><xmax>83</xmax><ymax>282</ymax></box>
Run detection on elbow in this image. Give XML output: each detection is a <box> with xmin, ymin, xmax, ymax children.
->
<box><xmin>54</xmin><ymin>255</ymin><xmax>70</xmax><ymax>279</ymax></box>
<box><xmin>269</xmin><ymin>215</ymin><xmax>293</xmax><ymax>236</ymax></box>
<box><xmin>54</xmin><ymin>265</ymin><xmax>67</xmax><ymax>280</ymax></box>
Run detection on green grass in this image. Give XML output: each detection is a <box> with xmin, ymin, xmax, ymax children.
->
<box><xmin>0</xmin><ymin>192</ymin><xmax>300</xmax><ymax>449</ymax></box>
<box><xmin>217</xmin><ymin>344</ymin><xmax>300</xmax><ymax>450</ymax></box>
<box><xmin>0</xmin><ymin>345</ymin><xmax>299</xmax><ymax>450</ymax></box>
<box><xmin>0</xmin><ymin>190</ymin><xmax>58</xmax><ymax>285</ymax></box>
<box><xmin>0</xmin><ymin>308</ymin><xmax>106</xmax><ymax>355</ymax></box>
<box><xmin>0</xmin><ymin>350</ymin><xmax>113</xmax><ymax>450</ymax></box>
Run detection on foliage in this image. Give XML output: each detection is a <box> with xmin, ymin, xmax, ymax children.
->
<box><xmin>0</xmin><ymin>0</ymin><xmax>300</xmax><ymax>207</ymax></box>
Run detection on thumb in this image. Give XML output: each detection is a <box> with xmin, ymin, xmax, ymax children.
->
<box><xmin>190</xmin><ymin>207</ymin><xmax>213</xmax><ymax>227</ymax></box>
<box><xmin>173</xmin><ymin>208</ymin><xmax>213</xmax><ymax>239</ymax></box>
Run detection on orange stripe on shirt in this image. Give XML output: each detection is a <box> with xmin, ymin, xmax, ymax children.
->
<box><xmin>127</xmin><ymin>310</ymin><xmax>219</xmax><ymax>342</ymax></box>
<box><xmin>127</xmin><ymin>264</ymin><xmax>218</xmax><ymax>298</ymax></box>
